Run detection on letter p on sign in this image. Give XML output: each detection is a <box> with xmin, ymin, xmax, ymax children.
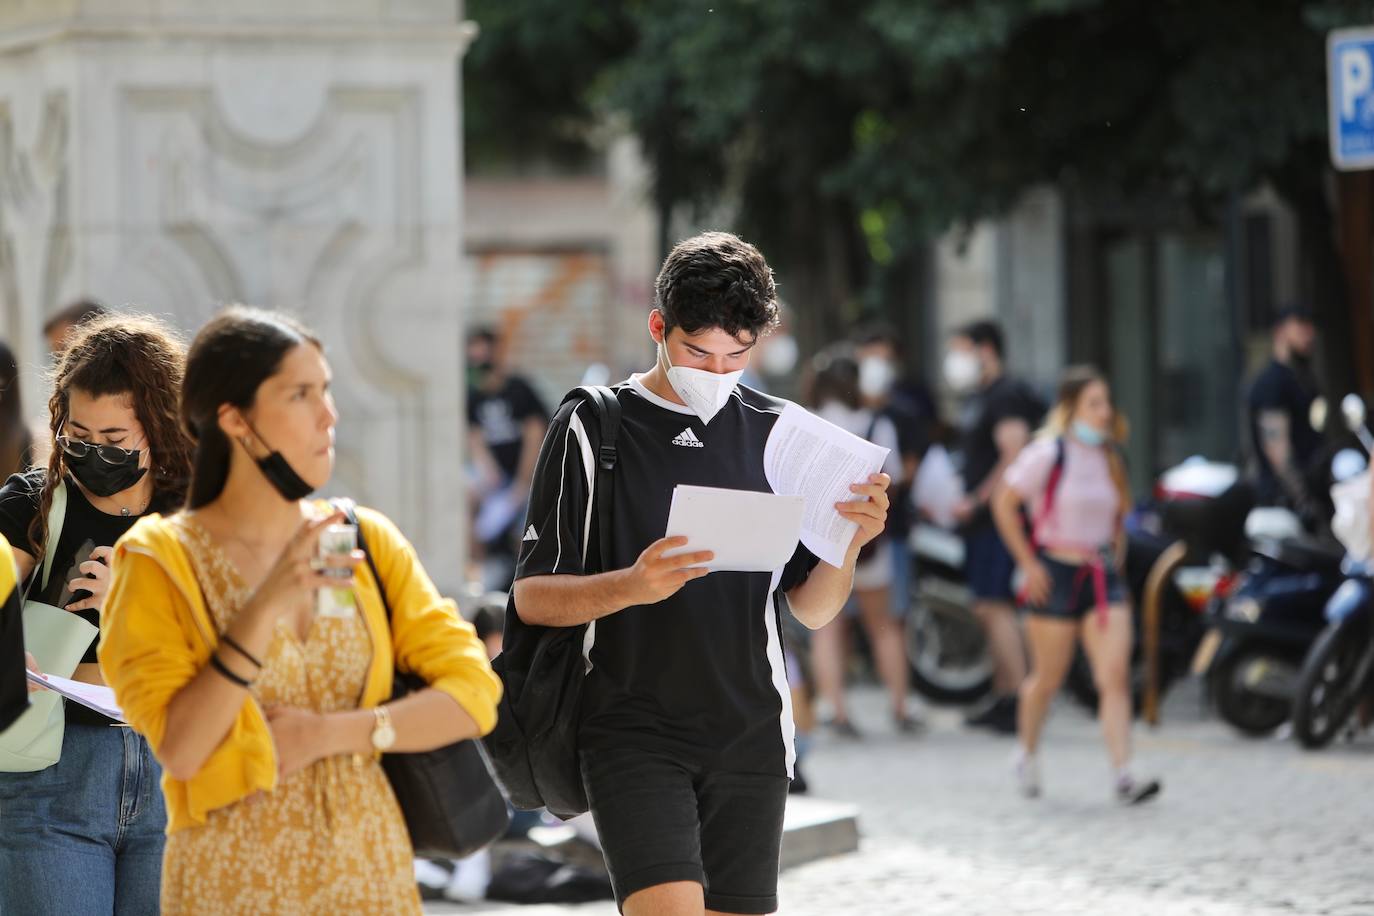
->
<box><xmin>1329</xmin><ymin>29</ymin><xmax>1374</xmax><ymax>170</ymax></box>
<box><xmin>1342</xmin><ymin>47</ymin><xmax>1372</xmax><ymax>121</ymax></box>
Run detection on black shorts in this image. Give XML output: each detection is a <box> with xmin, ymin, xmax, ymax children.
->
<box><xmin>1027</xmin><ymin>554</ymin><xmax>1127</xmax><ymax>621</ymax></box>
<box><xmin>580</xmin><ymin>745</ymin><xmax>790</xmax><ymax>914</ymax></box>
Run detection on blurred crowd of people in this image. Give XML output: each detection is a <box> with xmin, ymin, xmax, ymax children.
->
<box><xmin>460</xmin><ymin>299</ymin><xmax>1333</xmax><ymax>810</ymax></box>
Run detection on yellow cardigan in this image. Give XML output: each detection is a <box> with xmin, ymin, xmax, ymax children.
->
<box><xmin>0</xmin><ymin>533</ymin><xmax>14</xmax><ymax>604</ymax></box>
<box><xmin>98</xmin><ymin>505</ymin><xmax>502</xmax><ymax>832</ymax></box>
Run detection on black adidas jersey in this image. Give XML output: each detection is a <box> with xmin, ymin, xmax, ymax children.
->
<box><xmin>514</xmin><ymin>375</ymin><xmax>819</xmax><ymax>777</ymax></box>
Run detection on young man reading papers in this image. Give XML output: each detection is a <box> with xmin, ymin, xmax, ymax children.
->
<box><xmin>512</xmin><ymin>231</ymin><xmax>890</xmax><ymax>916</ymax></box>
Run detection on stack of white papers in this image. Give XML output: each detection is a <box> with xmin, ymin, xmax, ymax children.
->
<box><xmin>25</xmin><ymin>671</ymin><xmax>125</xmax><ymax>723</ymax></box>
<box><xmin>764</xmin><ymin>403</ymin><xmax>890</xmax><ymax>567</ymax></box>
<box><xmin>660</xmin><ymin>402</ymin><xmax>891</xmax><ymax>574</ymax></box>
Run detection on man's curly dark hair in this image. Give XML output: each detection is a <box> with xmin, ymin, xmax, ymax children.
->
<box><xmin>655</xmin><ymin>231</ymin><xmax>780</xmax><ymax>341</ymax></box>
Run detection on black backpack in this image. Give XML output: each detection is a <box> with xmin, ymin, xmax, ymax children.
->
<box><xmin>482</xmin><ymin>386</ymin><xmax>620</xmax><ymax>820</ymax></box>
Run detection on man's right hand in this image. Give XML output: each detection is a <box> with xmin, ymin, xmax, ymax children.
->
<box><xmin>617</xmin><ymin>537</ymin><xmax>714</xmax><ymax>607</ymax></box>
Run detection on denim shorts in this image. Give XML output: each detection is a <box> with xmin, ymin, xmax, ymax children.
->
<box><xmin>580</xmin><ymin>746</ymin><xmax>789</xmax><ymax>914</ymax></box>
<box><xmin>1027</xmin><ymin>554</ymin><xmax>1128</xmax><ymax>621</ymax></box>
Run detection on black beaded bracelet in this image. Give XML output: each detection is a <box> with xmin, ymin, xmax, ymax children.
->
<box><xmin>208</xmin><ymin>652</ymin><xmax>254</xmax><ymax>689</ymax></box>
<box><xmin>219</xmin><ymin>634</ymin><xmax>263</xmax><ymax>670</ymax></box>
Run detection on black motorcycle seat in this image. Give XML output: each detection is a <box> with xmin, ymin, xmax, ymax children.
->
<box><xmin>1254</xmin><ymin>537</ymin><xmax>1345</xmax><ymax>573</ymax></box>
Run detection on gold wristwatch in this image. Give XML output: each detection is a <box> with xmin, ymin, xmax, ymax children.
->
<box><xmin>370</xmin><ymin>705</ymin><xmax>396</xmax><ymax>752</ymax></box>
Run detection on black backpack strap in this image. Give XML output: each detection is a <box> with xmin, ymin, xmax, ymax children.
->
<box><xmin>864</xmin><ymin>411</ymin><xmax>880</xmax><ymax>445</ymax></box>
<box><xmin>559</xmin><ymin>386</ymin><xmax>620</xmax><ymax>574</ymax></box>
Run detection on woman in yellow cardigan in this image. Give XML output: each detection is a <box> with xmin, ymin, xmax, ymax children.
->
<box><xmin>99</xmin><ymin>307</ymin><xmax>501</xmax><ymax>915</ymax></box>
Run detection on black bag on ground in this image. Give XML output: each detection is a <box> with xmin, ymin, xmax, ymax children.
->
<box><xmin>339</xmin><ymin>501</ymin><xmax>511</xmax><ymax>859</ymax></box>
<box><xmin>482</xmin><ymin>385</ymin><xmax>620</xmax><ymax>820</ymax></box>
<box><xmin>486</xmin><ymin>851</ymin><xmax>615</xmax><ymax>904</ymax></box>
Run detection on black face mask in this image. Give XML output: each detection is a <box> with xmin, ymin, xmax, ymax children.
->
<box><xmin>246</xmin><ymin>426</ymin><xmax>317</xmax><ymax>502</ymax></box>
<box><xmin>256</xmin><ymin>451</ymin><xmax>316</xmax><ymax>502</ymax></box>
<box><xmin>65</xmin><ymin>448</ymin><xmax>148</xmax><ymax>499</ymax></box>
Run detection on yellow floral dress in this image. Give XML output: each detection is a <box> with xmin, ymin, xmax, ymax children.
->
<box><xmin>159</xmin><ymin>516</ymin><xmax>421</xmax><ymax>915</ymax></box>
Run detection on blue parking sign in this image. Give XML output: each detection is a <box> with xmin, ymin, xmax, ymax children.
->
<box><xmin>1329</xmin><ymin>28</ymin><xmax>1374</xmax><ymax>170</ymax></box>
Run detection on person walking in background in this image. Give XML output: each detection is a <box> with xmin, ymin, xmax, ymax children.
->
<box><xmin>807</xmin><ymin>348</ymin><xmax>917</xmax><ymax>736</ymax></box>
<box><xmin>946</xmin><ymin>320</ymin><xmax>1045</xmax><ymax>734</ymax></box>
<box><xmin>1247</xmin><ymin>306</ymin><xmax>1323</xmax><ymax>526</ymax></box>
<box><xmin>853</xmin><ymin>324</ymin><xmax>933</xmax><ymax>639</ymax></box>
<box><xmin>0</xmin><ymin>314</ymin><xmax>194</xmax><ymax>915</ymax></box>
<box><xmin>0</xmin><ymin>340</ymin><xmax>33</xmax><ymax>478</ymax></box>
<box><xmin>466</xmin><ymin>327</ymin><xmax>550</xmax><ymax>590</ymax></box>
<box><xmin>854</xmin><ymin>324</ymin><xmax>939</xmax><ymax>459</ymax></box>
<box><xmin>993</xmin><ymin>367</ymin><xmax>1161</xmax><ymax>805</ymax></box>
<box><xmin>43</xmin><ymin>299</ymin><xmax>109</xmax><ymax>357</ymax></box>
<box><xmin>98</xmin><ymin>307</ymin><xmax>501</xmax><ymax>915</ymax></box>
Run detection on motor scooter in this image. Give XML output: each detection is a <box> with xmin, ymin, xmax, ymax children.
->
<box><xmin>1292</xmin><ymin>395</ymin><xmax>1374</xmax><ymax>749</ymax></box>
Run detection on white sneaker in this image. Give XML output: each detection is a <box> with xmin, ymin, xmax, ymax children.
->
<box><xmin>1013</xmin><ymin>750</ymin><xmax>1041</xmax><ymax>799</ymax></box>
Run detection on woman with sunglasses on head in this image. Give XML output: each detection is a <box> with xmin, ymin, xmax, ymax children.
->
<box><xmin>0</xmin><ymin>314</ymin><xmax>194</xmax><ymax>915</ymax></box>
<box><xmin>98</xmin><ymin>307</ymin><xmax>500</xmax><ymax>914</ymax></box>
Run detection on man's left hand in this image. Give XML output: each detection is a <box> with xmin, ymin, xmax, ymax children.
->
<box><xmin>837</xmin><ymin>473</ymin><xmax>892</xmax><ymax>556</ymax></box>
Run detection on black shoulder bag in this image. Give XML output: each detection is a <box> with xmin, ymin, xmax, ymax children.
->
<box><xmin>483</xmin><ymin>385</ymin><xmax>620</xmax><ymax>821</ymax></box>
<box><xmin>338</xmin><ymin>501</ymin><xmax>511</xmax><ymax>859</ymax></box>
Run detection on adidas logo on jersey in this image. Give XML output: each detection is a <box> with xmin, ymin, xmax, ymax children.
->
<box><xmin>522</xmin><ymin>525</ymin><xmax>539</xmax><ymax>542</ymax></box>
<box><xmin>672</xmin><ymin>427</ymin><xmax>704</xmax><ymax>448</ymax></box>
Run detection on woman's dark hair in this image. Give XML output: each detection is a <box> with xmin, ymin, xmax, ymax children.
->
<box><xmin>0</xmin><ymin>340</ymin><xmax>31</xmax><ymax>478</ymax></box>
<box><xmin>655</xmin><ymin>231</ymin><xmax>780</xmax><ymax>340</ymax></box>
<box><xmin>29</xmin><ymin>315</ymin><xmax>194</xmax><ymax>552</ymax></box>
<box><xmin>805</xmin><ymin>347</ymin><xmax>861</xmax><ymax>411</ymax></box>
<box><xmin>182</xmin><ymin>306</ymin><xmax>322</xmax><ymax>510</ymax></box>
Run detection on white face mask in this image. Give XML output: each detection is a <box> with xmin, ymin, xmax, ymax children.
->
<box><xmin>660</xmin><ymin>341</ymin><xmax>744</xmax><ymax>426</ymax></box>
<box><xmin>943</xmin><ymin>350</ymin><xmax>982</xmax><ymax>393</ymax></box>
<box><xmin>858</xmin><ymin>356</ymin><xmax>897</xmax><ymax>399</ymax></box>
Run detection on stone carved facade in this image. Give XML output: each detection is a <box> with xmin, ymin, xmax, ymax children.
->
<box><xmin>0</xmin><ymin>3</ymin><xmax>475</xmax><ymax>585</ymax></box>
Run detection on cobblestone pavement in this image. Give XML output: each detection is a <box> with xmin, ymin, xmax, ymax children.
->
<box><xmin>429</xmin><ymin>680</ymin><xmax>1373</xmax><ymax>915</ymax></box>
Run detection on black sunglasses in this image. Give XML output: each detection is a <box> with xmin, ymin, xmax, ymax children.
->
<box><xmin>57</xmin><ymin>436</ymin><xmax>141</xmax><ymax>465</ymax></box>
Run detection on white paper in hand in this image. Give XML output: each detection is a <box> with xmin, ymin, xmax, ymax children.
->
<box><xmin>764</xmin><ymin>402</ymin><xmax>890</xmax><ymax>568</ymax></box>
<box><xmin>664</xmin><ymin>485</ymin><xmax>805</xmax><ymax>573</ymax></box>
<box><xmin>25</xmin><ymin>670</ymin><xmax>125</xmax><ymax>722</ymax></box>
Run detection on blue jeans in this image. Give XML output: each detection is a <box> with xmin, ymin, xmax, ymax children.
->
<box><xmin>0</xmin><ymin>722</ymin><xmax>167</xmax><ymax>915</ymax></box>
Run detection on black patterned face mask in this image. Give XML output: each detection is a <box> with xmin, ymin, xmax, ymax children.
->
<box><xmin>59</xmin><ymin>437</ymin><xmax>148</xmax><ymax>498</ymax></box>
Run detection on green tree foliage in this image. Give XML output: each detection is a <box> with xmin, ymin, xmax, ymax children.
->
<box><xmin>465</xmin><ymin>0</ymin><xmax>1374</xmax><ymax>344</ymax></box>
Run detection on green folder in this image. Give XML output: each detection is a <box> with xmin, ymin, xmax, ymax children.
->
<box><xmin>0</xmin><ymin>483</ymin><xmax>101</xmax><ymax>771</ymax></box>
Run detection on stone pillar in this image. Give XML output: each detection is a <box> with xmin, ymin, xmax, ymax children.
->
<box><xmin>0</xmin><ymin>2</ymin><xmax>475</xmax><ymax>586</ymax></box>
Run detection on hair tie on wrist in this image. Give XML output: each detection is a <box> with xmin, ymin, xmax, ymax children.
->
<box><xmin>208</xmin><ymin>652</ymin><xmax>253</xmax><ymax>689</ymax></box>
<box><xmin>220</xmin><ymin>634</ymin><xmax>263</xmax><ymax>670</ymax></box>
